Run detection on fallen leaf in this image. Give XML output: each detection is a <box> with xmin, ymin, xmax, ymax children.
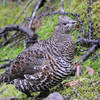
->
<box><xmin>86</xmin><ymin>66</ymin><xmax>95</xmax><ymax>76</ymax></box>
<box><xmin>64</xmin><ymin>80</ymin><xmax>82</xmax><ymax>87</ymax></box>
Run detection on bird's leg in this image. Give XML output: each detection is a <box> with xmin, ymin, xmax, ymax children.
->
<box><xmin>56</xmin><ymin>83</ymin><xmax>64</xmax><ymax>90</ymax></box>
<box><xmin>25</xmin><ymin>91</ymin><xmax>32</xmax><ymax>97</ymax></box>
<box><xmin>35</xmin><ymin>90</ymin><xmax>50</xmax><ymax>99</ymax></box>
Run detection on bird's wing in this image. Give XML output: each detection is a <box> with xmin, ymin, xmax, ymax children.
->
<box><xmin>10</xmin><ymin>44</ymin><xmax>46</xmax><ymax>76</ymax></box>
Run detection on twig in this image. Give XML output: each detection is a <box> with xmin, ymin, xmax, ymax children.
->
<box><xmin>75</xmin><ymin>1</ymin><xmax>99</xmax><ymax>63</ymax></box>
<box><xmin>76</xmin><ymin>44</ymin><xmax>97</xmax><ymax>63</ymax></box>
<box><xmin>1</xmin><ymin>31</ymin><xmax>22</xmax><ymax>46</ymax></box>
<box><xmin>0</xmin><ymin>25</ymin><xmax>35</xmax><ymax>38</ymax></box>
<box><xmin>0</xmin><ymin>59</ymin><xmax>11</xmax><ymax>62</ymax></box>
<box><xmin>0</xmin><ymin>1</ymin><xmax>19</xmax><ymax>24</ymax></box>
<box><xmin>87</xmin><ymin>0</ymin><xmax>93</xmax><ymax>40</ymax></box>
<box><xmin>14</xmin><ymin>0</ymin><xmax>34</xmax><ymax>24</ymax></box>
<box><xmin>19</xmin><ymin>0</ymin><xmax>27</xmax><ymax>21</ymax></box>
<box><xmin>36</xmin><ymin>11</ymin><xmax>79</xmax><ymax>20</ymax></box>
<box><xmin>75</xmin><ymin>14</ymin><xmax>86</xmax><ymax>38</ymax></box>
<box><xmin>28</xmin><ymin>0</ymin><xmax>44</xmax><ymax>29</ymax></box>
<box><xmin>0</xmin><ymin>61</ymin><xmax>12</xmax><ymax>69</ymax></box>
<box><xmin>24</xmin><ymin>0</ymin><xmax>45</xmax><ymax>48</ymax></box>
<box><xmin>75</xmin><ymin>38</ymin><xmax>99</xmax><ymax>45</ymax></box>
<box><xmin>80</xmin><ymin>44</ymin><xmax>97</xmax><ymax>62</ymax></box>
<box><xmin>91</xmin><ymin>53</ymin><xmax>100</xmax><ymax>60</ymax></box>
<box><xmin>73</xmin><ymin>87</ymin><xmax>84</xmax><ymax>100</ymax></box>
<box><xmin>9</xmin><ymin>37</ymin><xmax>25</xmax><ymax>48</ymax></box>
<box><xmin>60</xmin><ymin>0</ymin><xmax>65</xmax><ymax>12</ymax></box>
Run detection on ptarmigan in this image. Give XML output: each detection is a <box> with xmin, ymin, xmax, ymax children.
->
<box><xmin>0</xmin><ymin>15</ymin><xmax>76</xmax><ymax>97</ymax></box>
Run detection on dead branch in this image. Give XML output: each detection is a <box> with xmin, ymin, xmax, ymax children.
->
<box><xmin>19</xmin><ymin>0</ymin><xmax>27</xmax><ymax>21</ymax></box>
<box><xmin>75</xmin><ymin>14</ymin><xmax>86</xmax><ymax>38</ymax></box>
<box><xmin>1</xmin><ymin>31</ymin><xmax>23</xmax><ymax>46</ymax></box>
<box><xmin>0</xmin><ymin>1</ymin><xmax>19</xmax><ymax>24</ymax></box>
<box><xmin>75</xmin><ymin>38</ymin><xmax>99</xmax><ymax>45</ymax></box>
<box><xmin>91</xmin><ymin>53</ymin><xmax>100</xmax><ymax>60</ymax></box>
<box><xmin>60</xmin><ymin>0</ymin><xmax>65</xmax><ymax>12</ymax></box>
<box><xmin>0</xmin><ymin>0</ymin><xmax>99</xmax><ymax>64</ymax></box>
<box><xmin>36</xmin><ymin>11</ymin><xmax>78</xmax><ymax>20</ymax></box>
<box><xmin>29</xmin><ymin>0</ymin><xmax>44</xmax><ymax>29</ymax></box>
<box><xmin>0</xmin><ymin>25</ymin><xmax>35</xmax><ymax>38</ymax></box>
<box><xmin>87</xmin><ymin>0</ymin><xmax>93</xmax><ymax>40</ymax></box>
<box><xmin>80</xmin><ymin>44</ymin><xmax>97</xmax><ymax>62</ymax></box>
<box><xmin>0</xmin><ymin>59</ymin><xmax>11</xmax><ymax>62</ymax></box>
<box><xmin>0</xmin><ymin>61</ymin><xmax>12</xmax><ymax>69</ymax></box>
<box><xmin>24</xmin><ymin>0</ymin><xmax>44</xmax><ymax>48</ymax></box>
<box><xmin>75</xmin><ymin>0</ymin><xmax>99</xmax><ymax>63</ymax></box>
<box><xmin>73</xmin><ymin>87</ymin><xmax>84</xmax><ymax>100</ymax></box>
<box><xmin>14</xmin><ymin>0</ymin><xmax>34</xmax><ymax>24</ymax></box>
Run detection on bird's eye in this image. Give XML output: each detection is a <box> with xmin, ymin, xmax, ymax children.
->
<box><xmin>63</xmin><ymin>23</ymin><xmax>67</xmax><ymax>25</ymax></box>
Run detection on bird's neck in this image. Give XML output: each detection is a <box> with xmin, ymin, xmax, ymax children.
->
<box><xmin>51</xmin><ymin>32</ymin><xmax>72</xmax><ymax>43</ymax></box>
<box><xmin>50</xmin><ymin>25</ymin><xmax>71</xmax><ymax>43</ymax></box>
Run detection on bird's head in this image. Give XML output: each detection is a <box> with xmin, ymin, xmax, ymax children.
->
<box><xmin>55</xmin><ymin>15</ymin><xmax>76</xmax><ymax>34</ymax></box>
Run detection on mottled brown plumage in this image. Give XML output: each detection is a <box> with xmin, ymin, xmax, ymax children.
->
<box><xmin>0</xmin><ymin>15</ymin><xmax>76</xmax><ymax>96</ymax></box>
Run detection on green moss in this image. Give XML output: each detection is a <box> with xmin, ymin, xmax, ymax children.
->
<box><xmin>0</xmin><ymin>84</ymin><xmax>25</xmax><ymax>98</ymax></box>
<box><xmin>36</xmin><ymin>15</ymin><xmax>59</xmax><ymax>40</ymax></box>
<box><xmin>65</xmin><ymin>0</ymin><xmax>100</xmax><ymax>37</ymax></box>
<box><xmin>91</xmin><ymin>1</ymin><xmax>100</xmax><ymax>36</ymax></box>
<box><xmin>0</xmin><ymin>43</ymin><xmax>24</xmax><ymax>63</ymax></box>
<box><xmin>0</xmin><ymin>0</ymin><xmax>100</xmax><ymax>99</ymax></box>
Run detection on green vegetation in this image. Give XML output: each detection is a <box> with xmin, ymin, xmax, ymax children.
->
<box><xmin>0</xmin><ymin>0</ymin><xmax>100</xmax><ymax>99</ymax></box>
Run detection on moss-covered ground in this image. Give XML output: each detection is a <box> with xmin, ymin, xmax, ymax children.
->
<box><xmin>0</xmin><ymin>0</ymin><xmax>100</xmax><ymax>99</ymax></box>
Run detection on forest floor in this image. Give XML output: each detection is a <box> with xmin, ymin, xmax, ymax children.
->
<box><xmin>0</xmin><ymin>0</ymin><xmax>100</xmax><ymax>100</ymax></box>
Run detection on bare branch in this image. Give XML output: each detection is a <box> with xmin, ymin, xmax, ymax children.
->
<box><xmin>0</xmin><ymin>25</ymin><xmax>35</xmax><ymax>38</ymax></box>
<box><xmin>91</xmin><ymin>53</ymin><xmax>100</xmax><ymax>60</ymax></box>
<box><xmin>60</xmin><ymin>0</ymin><xmax>65</xmax><ymax>12</ymax></box>
<box><xmin>81</xmin><ymin>44</ymin><xmax>97</xmax><ymax>61</ymax></box>
<box><xmin>19</xmin><ymin>0</ymin><xmax>27</xmax><ymax>21</ymax></box>
<box><xmin>73</xmin><ymin>87</ymin><xmax>84</xmax><ymax>100</ymax></box>
<box><xmin>0</xmin><ymin>1</ymin><xmax>19</xmax><ymax>24</ymax></box>
<box><xmin>87</xmin><ymin>0</ymin><xmax>93</xmax><ymax>40</ymax></box>
<box><xmin>14</xmin><ymin>0</ymin><xmax>34</xmax><ymax>24</ymax></box>
<box><xmin>24</xmin><ymin>0</ymin><xmax>43</xmax><ymax>48</ymax></box>
<box><xmin>36</xmin><ymin>11</ymin><xmax>78</xmax><ymax>19</ymax></box>
<box><xmin>75</xmin><ymin>38</ymin><xmax>99</xmax><ymax>45</ymax></box>
<box><xmin>28</xmin><ymin>0</ymin><xmax>44</xmax><ymax>29</ymax></box>
<box><xmin>0</xmin><ymin>61</ymin><xmax>12</xmax><ymax>69</ymax></box>
<box><xmin>77</xmin><ymin>44</ymin><xmax>97</xmax><ymax>63</ymax></box>
<box><xmin>0</xmin><ymin>59</ymin><xmax>11</xmax><ymax>62</ymax></box>
<box><xmin>75</xmin><ymin>14</ymin><xmax>86</xmax><ymax>38</ymax></box>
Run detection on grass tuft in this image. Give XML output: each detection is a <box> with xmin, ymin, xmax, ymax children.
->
<box><xmin>0</xmin><ymin>0</ymin><xmax>100</xmax><ymax>99</ymax></box>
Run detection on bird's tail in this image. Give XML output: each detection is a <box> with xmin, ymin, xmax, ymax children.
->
<box><xmin>0</xmin><ymin>72</ymin><xmax>11</xmax><ymax>84</ymax></box>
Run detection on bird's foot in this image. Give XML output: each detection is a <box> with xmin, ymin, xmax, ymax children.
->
<box><xmin>35</xmin><ymin>90</ymin><xmax>50</xmax><ymax>99</ymax></box>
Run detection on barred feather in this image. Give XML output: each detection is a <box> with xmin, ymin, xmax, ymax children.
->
<box><xmin>0</xmin><ymin>16</ymin><xmax>76</xmax><ymax>95</ymax></box>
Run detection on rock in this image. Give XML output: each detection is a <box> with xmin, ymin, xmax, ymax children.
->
<box><xmin>43</xmin><ymin>92</ymin><xmax>64</xmax><ymax>100</ymax></box>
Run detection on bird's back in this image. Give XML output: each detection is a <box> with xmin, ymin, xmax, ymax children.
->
<box><xmin>12</xmin><ymin>27</ymin><xmax>75</xmax><ymax>92</ymax></box>
<box><xmin>0</xmin><ymin>15</ymin><xmax>76</xmax><ymax>93</ymax></box>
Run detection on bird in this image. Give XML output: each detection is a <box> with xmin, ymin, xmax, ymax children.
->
<box><xmin>0</xmin><ymin>15</ymin><xmax>76</xmax><ymax>97</ymax></box>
